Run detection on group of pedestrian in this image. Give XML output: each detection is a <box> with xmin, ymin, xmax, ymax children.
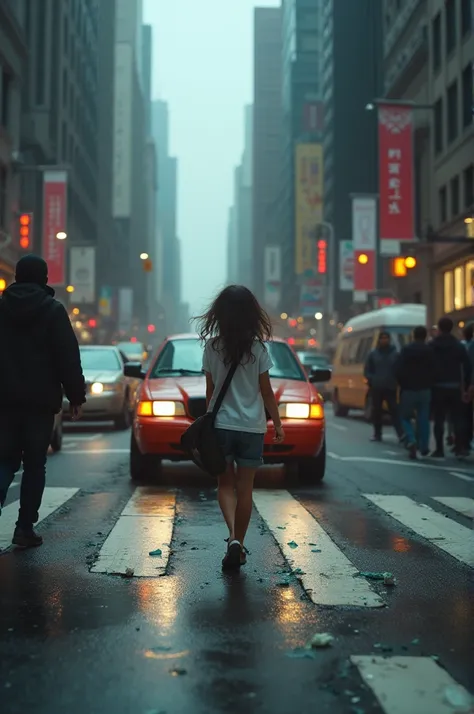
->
<box><xmin>364</xmin><ymin>317</ymin><xmax>473</xmax><ymax>460</ymax></box>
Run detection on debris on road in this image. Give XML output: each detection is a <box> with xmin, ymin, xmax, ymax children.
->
<box><xmin>287</xmin><ymin>540</ymin><xmax>298</xmax><ymax>549</ymax></box>
<box><xmin>443</xmin><ymin>684</ymin><xmax>473</xmax><ymax>711</ymax></box>
<box><xmin>149</xmin><ymin>548</ymin><xmax>162</xmax><ymax>557</ymax></box>
<box><xmin>307</xmin><ymin>632</ymin><xmax>334</xmax><ymax>648</ymax></box>
<box><xmin>169</xmin><ymin>668</ymin><xmax>187</xmax><ymax>677</ymax></box>
<box><xmin>124</xmin><ymin>567</ymin><xmax>134</xmax><ymax>578</ymax></box>
<box><xmin>311</xmin><ymin>548</ymin><xmax>322</xmax><ymax>553</ymax></box>
<box><xmin>355</xmin><ymin>570</ymin><xmax>397</xmax><ymax>586</ymax></box>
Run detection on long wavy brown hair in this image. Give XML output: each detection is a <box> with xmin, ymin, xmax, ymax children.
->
<box><xmin>196</xmin><ymin>285</ymin><xmax>272</xmax><ymax>366</ymax></box>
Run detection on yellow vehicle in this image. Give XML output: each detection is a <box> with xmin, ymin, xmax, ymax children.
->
<box><xmin>331</xmin><ymin>304</ymin><xmax>427</xmax><ymax>419</ymax></box>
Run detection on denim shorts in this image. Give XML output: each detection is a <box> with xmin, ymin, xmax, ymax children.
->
<box><xmin>216</xmin><ymin>429</ymin><xmax>265</xmax><ymax>468</ymax></box>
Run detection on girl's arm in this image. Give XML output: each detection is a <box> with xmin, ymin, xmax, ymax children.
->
<box><xmin>205</xmin><ymin>371</ymin><xmax>214</xmax><ymax>409</ymax></box>
<box><xmin>259</xmin><ymin>371</ymin><xmax>284</xmax><ymax>442</ymax></box>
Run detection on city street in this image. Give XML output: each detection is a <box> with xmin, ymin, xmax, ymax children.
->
<box><xmin>1</xmin><ymin>415</ymin><xmax>473</xmax><ymax>714</ymax></box>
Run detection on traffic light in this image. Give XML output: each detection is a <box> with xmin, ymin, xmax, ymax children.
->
<box><xmin>390</xmin><ymin>256</ymin><xmax>417</xmax><ymax>277</ymax></box>
<box><xmin>358</xmin><ymin>253</ymin><xmax>369</xmax><ymax>265</ymax></box>
<box><xmin>147</xmin><ymin>324</ymin><xmax>156</xmax><ymax>333</ymax></box>
<box><xmin>18</xmin><ymin>213</ymin><xmax>33</xmax><ymax>250</ymax></box>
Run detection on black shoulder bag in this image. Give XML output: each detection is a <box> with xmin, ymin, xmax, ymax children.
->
<box><xmin>180</xmin><ymin>362</ymin><xmax>238</xmax><ymax>476</ymax></box>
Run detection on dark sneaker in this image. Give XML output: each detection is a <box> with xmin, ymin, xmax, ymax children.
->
<box><xmin>407</xmin><ymin>443</ymin><xmax>417</xmax><ymax>460</ymax></box>
<box><xmin>430</xmin><ymin>450</ymin><xmax>445</xmax><ymax>459</ymax></box>
<box><xmin>12</xmin><ymin>527</ymin><xmax>43</xmax><ymax>548</ymax></box>
<box><xmin>222</xmin><ymin>540</ymin><xmax>242</xmax><ymax>571</ymax></box>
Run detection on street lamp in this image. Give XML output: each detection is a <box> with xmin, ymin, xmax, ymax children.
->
<box><xmin>315</xmin><ymin>312</ymin><xmax>323</xmax><ymax>321</ymax></box>
<box><xmin>66</xmin><ymin>285</ymin><xmax>75</xmax><ymax>293</ymax></box>
<box><xmin>56</xmin><ymin>231</ymin><xmax>67</xmax><ymax>240</ymax></box>
<box><xmin>140</xmin><ymin>252</ymin><xmax>149</xmax><ymax>260</ymax></box>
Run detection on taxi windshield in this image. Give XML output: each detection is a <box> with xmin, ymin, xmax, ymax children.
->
<box><xmin>117</xmin><ymin>342</ymin><xmax>143</xmax><ymax>354</ymax></box>
<box><xmin>80</xmin><ymin>349</ymin><xmax>121</xmax><ymax>371</ymax></box>
<box><xmin>151</xmin><ymin>339</ymin><xmax>305</xmax><ymax>381</ymax></box>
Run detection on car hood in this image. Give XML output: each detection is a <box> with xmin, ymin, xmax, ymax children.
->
<box><xmin>83</xmin><ymin>369</ymin><xmax>122</xmax><ymax>383</ymax></box>
<box><xmin>144</xmin><ymin>375</ymin><xmax>315</xmax><ymax>402</ymax></box>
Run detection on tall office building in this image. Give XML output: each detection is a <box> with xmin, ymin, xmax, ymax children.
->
<box><xmin>252</xmin><ymin>7</ymin><xmax>283</xmax><ymax>303</ymax></box>
<box><xmin>322</xmin><ymin>0</ymin><xmax>383</xmax><ymax>322</ymax></box>
<box><xmin>0</xmin><ymin>0</ymin><xmax>27</xmax><ymax>286</ymax></box>
<box><xmin>279</xmin><ymin>0</ymin><xmax>324</xmax><ymax>317</ymax></box>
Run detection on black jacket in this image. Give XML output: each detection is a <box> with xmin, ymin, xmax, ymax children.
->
<box><xmin>428</xmin><ymin>333</ymin><xmax>471</xmax><ymax>389</ymax></box>
<box><xmin>364</xmin><ymin>345</ymin><xmax>398</xmax><ymax>390</ymax></box>
<box><xmin>395</xmin><ymin>341</ymin><xmax>436</xmax><ymax>391</ymax></box>
<box><xmin>0</xmin><ymin>282</ymin><xmax>86</xmax><ymax>412</ymax></box>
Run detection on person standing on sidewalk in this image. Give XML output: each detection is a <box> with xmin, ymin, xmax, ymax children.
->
<box><xmin>428</xmin><ymin>317</ymin><xmax>471</xmax><ymax>458</ymax></box>
<box><xmin>395</xmin><ymin>325</ymin><xmax>436</xmax><ymax>459</ymax></box>
<box><xmin>364</xmin><ymin>331</ymin><xmax>403</xmax><ymax>443</ymax></box>
<box><xmin>0</xmin><ymin>255</ymin><xmax>86</xmax><ymax>548</ymax></box>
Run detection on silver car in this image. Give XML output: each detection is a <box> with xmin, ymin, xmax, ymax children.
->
<box><xmin>64</xmin><ymin>346</ymin><xmax>136</xmax><ymax>429</ymax></box>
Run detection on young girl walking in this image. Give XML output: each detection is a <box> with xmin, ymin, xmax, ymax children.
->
<box><xmin>198</xmin><ymin>285</ymin><xmax>285</xmax><ymax>570</ymax></box>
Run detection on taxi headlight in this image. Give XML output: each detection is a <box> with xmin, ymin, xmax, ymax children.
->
<box><xmin>278</xmin><ymin>402</ymin><xmax>324</xmax><ymax>419</ymax></box>
<box><xmin>90</xmin><ymin>382</ymin><xmax>120</xmax><ymax>394</ymax></box>
<box><xmin>137</xmin><ymin>400</ymin><xmax>186</xmax><ymax>417</ymax></box>
<box><xmin>91</xmin><ymin>382</ymin><xmax>104</xmax><ymax>395</ymax></box>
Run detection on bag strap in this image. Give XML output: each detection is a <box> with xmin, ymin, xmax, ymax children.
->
<box><xmin>211</xmin><ymin>361</ymin><xmax>238</xmax><ymax>419</ymax></box>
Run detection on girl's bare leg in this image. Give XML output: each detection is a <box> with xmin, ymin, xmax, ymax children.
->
<box><xmin>234</xmin><ymin>466</ymin><xmax>257</xmax><ymax>546</ymax></box>
<box><xmin>218</xmin><ymin>462</ymin><xmax>237</xmax><ymax>539</ymax></box>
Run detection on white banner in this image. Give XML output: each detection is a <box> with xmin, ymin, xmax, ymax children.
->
<box><xmin>118</xmin><ymin>287</ymin><xmax>133</xmax><ymax>333</ymax></box>
<box><xmin>69</xmin><ymin>247</ymin><xmax>96</xmax><ymax>303</ymax></box>
<box><xmin>339</xmin><ymin>241</ymin><xmax>354</xmax><ymax>291</ymax></box>
<box><xmin>112</xmin><ymin>43</ymin><xmax>133</xmax><ymax>218</ymax></box>
<box><xmin>264</xmin><ymin>246</ymin><xmax>281</xmax><ymax>310</ymax></box>
<box><xmin>352</xmin><ymin>196</ymin><xmax>377</xmax><ymax>251</ymax></box>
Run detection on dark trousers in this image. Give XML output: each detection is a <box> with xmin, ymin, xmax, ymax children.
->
<box><xmin>0</xmin><ymin>410</ymin><xmax>54</xmax><ymax>528</ymax></box>
<box><xmin>372</xmin><ymin>388</ymin><xmax>402</xmax><ymax>438</ymax></box>
<box><xmin>431</xmin><ymin>387</ymin><xmax>462</xmax><ymax>453</ymax></box>
<box><xmin>461</xmin><ymin>401</ymin><xmax>473</xmax><ymax>450</ymax></box>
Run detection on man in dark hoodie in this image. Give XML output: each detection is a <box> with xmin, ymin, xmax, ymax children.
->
<box><xmin>428</xmin><ymin>316</ymin><xmax>471</xmax><ymax>457</ymax></box>
<box><xmin>364</xmin><ymin>331</ymin><xmax>403</xmax><ymax>442</ymax></box>
<box><xmin>0</xmin><ymin>255</ymin><xmax>86</xmax><ymax>547</ymax></box>
<box><xmin>395</xmin><ymin>325</ymin><xmax>436</xmax><ymax>459</ymax></box>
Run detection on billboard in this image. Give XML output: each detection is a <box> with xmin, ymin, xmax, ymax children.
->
<box><xmin>300</xmin><ymin>278</ymin><xmax>324</xmax><ymax>317</ymax></box>
<box><xmin>98</xmin><ymin>286</ymin><xmax>113</xmax><ymax>318</ymax></box>
<box><xmin>69</xmin><ymin>247</ymin><xmax>96</xmax><ymax>304</ymax></box>
<box><xmin>352</xmin><ymin>196</ymin><xmax>377</xmax><ymax>302</ymax></box>
<box><xmin>264</xmin><ymin>246</ymin><xmax>281</xmax><ymax>311</ymax></box>
<box><xmin>339</xmin><ymin>241</ymin><xmax>354</xmax><ymax>291</ymax></box>
<box><xmin>295</xmin><ymin>144</ymin><xmax>324</xmax><ymax>276</ymax></box>
<box><xmin>378</xmin><ymin>104</ymin><xmax>415</xmax><ymax>250</ymax></box>
<box><xmin>42</xmin><ymin>170</ymin><xmax>67</xmax><ymax>286</ymax></box>
<box><xmin>112</xmin><ymin>43</ymin><xmax>133</xmax><ymax>218</ymax></box>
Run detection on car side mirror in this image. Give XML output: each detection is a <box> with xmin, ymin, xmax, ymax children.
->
<box><xmin>309</xmin><ymin>367</ymin><xmax>332</xmax><ymax>383</ymax></box>
<box><xmin>124</xmin><ymin>362</ymin><xmax>146</xmax><ymax>379</ymax></box>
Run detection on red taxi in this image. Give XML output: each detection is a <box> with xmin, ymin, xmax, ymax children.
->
<box><xmin>124</xmin><ymin>334</ymin><xmax>331</xmax><ymax>484</ymax></box>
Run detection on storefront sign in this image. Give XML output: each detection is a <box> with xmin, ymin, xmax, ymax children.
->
<box><xmin>42</xmin><ymin>171</ymin><xmax>67</xmax><ymax>286</ymax></box>
<box><xmin>378</xmin><ymin>104</ymin><xmax>415</xmax><ymax>249</ymax></box>
<box><xmin>352</xmin><ymin>196</ymin><xmax>377</xmax><ymax>303</ymax></box>
<box><xmin>294</xmin><ymin>144</ymin><xmax>324</xmax><ymax>276</ymax></box>
<box><xmin>339</xmin><ymin>241</ymin><xmax>354</xmax><ymax>291</ymax></box>
<box><xmin>69</xmin><ymin>247</ymin><xmax>96</xmax><ymax>304</ymax></box>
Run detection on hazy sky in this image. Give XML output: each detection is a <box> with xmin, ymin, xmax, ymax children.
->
<box><xmin>143</xmin><ymin>0</ymin><xmax>278</xmax><ymax>315</ymax></box>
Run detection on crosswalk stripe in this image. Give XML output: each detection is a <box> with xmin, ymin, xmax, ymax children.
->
<box><xmin>351</xmin><ymin>655</ymin><xmax>473</xmax><ymax>714</ymax></box>
<box><xmin>0</xmin><ymin>487</ymin><xmax>79</xmax><ymax>551</ymax></box>
<box><xmin>364</xmin><ymin>494</ymin><xmax>474</xmax><ymax>567</ymax></box>
<box><xmin>433</xmin><ymin>496</ymin><xmax>474</xmax><ymax>520</ymax></box>
<box><xmin>252</xmin><ymin>490</ymin><xmax>384</xmax><ymax>608</ymax></box>
<box><xmin>91</xmin><ymin>488</ymin><xmax>176</xmax><ymax>577</ymax></box>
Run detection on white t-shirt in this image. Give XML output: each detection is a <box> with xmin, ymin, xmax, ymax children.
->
<box><xmin>202</xmin><ymin>340</ymin><xmax>273</xmax><ymax>434</ymax></box>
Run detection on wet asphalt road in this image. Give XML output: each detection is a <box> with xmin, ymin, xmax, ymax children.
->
<box><xmin>0</xmin><ymin>413</ymin><xmax>473</xmax><ymax>714</ymax></box>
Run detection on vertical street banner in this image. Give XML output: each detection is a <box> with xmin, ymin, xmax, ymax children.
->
<box><xmin>98</xmin><ymin>286</ymin><xmax>113</xmax><ymax>318</ymax></box>
<box><xmin>294</xmin><ymin>143</ymin><xmax>324</xmax><ymax>276</ymax></box>
<box><xmin>378</xmin><ymin>104</ymin><xmax>415</xmax><ymax>250</ymax></box>
<box><xmin>42</xmin><ymin>171</ymin><xmax>67</xmax><ymax>286</ymax></box>
<box><xmin>264</xmin><ymin>246</ymin><xmax>281</xmax><ymax>311</ymax></box>
<box><xmin>339</xmin><ymin>241</ymin><xmax>354</xmax><ymax>291</ymax></box>
<box><xmin>69</xmin><ymin>246</ymin><xmax>96</xmax><ymax>304</ymax></box>
<box><xmin>118</xmin><ymin>287</ymin><xmax>133</xmax><ymax>334</ymax></box>
<box><xmin>352</xmin><ymin>196</ymin><xmax>377</xmax><ymax>302</ymax></box>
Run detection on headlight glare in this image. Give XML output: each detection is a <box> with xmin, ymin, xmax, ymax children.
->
<box><xmin>90</xmin><ymin>382</ymin><xmax>104</xmax><ymax>395</ymax></box>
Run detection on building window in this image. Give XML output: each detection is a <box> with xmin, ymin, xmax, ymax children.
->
<box><xmin>451</xmin><ymin>175</ymin><xmax>460</xmax><ymax>217</ymax></box>
<box><xmin>439</xmin><ymin>185</ymin><xmax>447</xmax><ymax>223</ymax></box>
<box><xmin>464</xmin><ymin>165</ymin><xmax>474</xmax><ymax>208</ymax></box>
<box><xmin>444</xmin><ymin>271</ymin><xmax>454</xmax><ymax>313</ymax></box>
<box><xmin>447</xmin><ymin>80</ymin><xmax>458</xmax><ymax>143</ymax></box>
<box><xmin>454</xmin><ymin>266</ymin><xmax>464</xmax><ymax>310</ymax></box>
<box><xmin>461</xmin><ymin>0</ymin><xmax>472</xmax><ymax>37</ymax></box>
<box><xmin>465</xmin><ymin>262</ymin><xmax>474</xmax><ymax>306</ymax></box>
<box><xmin>462</xmin><ymin>64</ymin><xmax>473</xmax><ymax>130</ymax></box>
<box><xmin>434</xmin><ymin>98</ymin><xmax>443</xmax><ymax>153</ymax></box>
<box><xmin>445</xmin><ymin>0</ymin><xmax>456</xmax><ymax>56</ymax></box>
<box><xmin>432</xmin><ymin>12</ymin><xmax>441</xmax><ymax>71</ymax></box>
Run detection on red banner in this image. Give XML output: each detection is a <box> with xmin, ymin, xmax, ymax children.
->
<box><xmin>42</xmin><ymin>171</ymin><xmax>67</xmax><ymax>286</ymax></box>
<box><xmin>378</xmin><ymin>105</ymin><xmax>415</xmax><ymax>242</ymax></box>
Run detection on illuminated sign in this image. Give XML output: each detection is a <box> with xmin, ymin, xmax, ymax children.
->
<box><xmin>317</xmin><ymin>239</ymin><xmax>327</xmax><ymax>274</ymax></box>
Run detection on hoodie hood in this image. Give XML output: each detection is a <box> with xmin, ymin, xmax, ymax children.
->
<box><xmin>0</xmin><ymin>282</ymin><xmax>56</xmax><ymax>325</ymax></box>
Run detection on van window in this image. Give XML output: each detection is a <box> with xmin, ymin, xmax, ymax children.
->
<box><xmin>356</xmin><ymin>336</ymin><xmax>373</xmax><ymax>364</ymax></box>
<box><xmin>382</xmin><ymin>326</ymin><xmax>414</xmax><ymax>349</ymax></box>
<box><xmin>340</xmin><ymin>338</ymin><xmax>352</xmax><ymax>365</ymax></box>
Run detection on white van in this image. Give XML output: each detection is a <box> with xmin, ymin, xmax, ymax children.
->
<box><xmin>331</xmin><ymin>304</ymin><xmax>427</xmax><ymax>419</ymax></box>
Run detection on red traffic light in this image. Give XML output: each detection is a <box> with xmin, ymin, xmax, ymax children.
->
<box><xmin>88</xmin><ymin>318</ymin><xmax>97</xmax><ymax>328</ymax></box>
<box><xmin>147</xmin><ymin>324</ymin><xmax>156</xmax><ymax>333</ymax></box>
<box><xmin>18</xmin><ymin>212</ymin><xmax>33</xmax><ymax>249</ymax></box>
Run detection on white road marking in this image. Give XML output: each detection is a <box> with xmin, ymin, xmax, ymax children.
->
<box><xmin>252</xmin><ymin>490</ymin><xmax>384</xmax><ymax>608</ymax></box>
<box><xmin>61</xmin><ymin>449</ymin><xmax>129</xmax><ymax>455</ymax></box>
<box><xmin>450</xmin><ymin>470</ymin><xmax>473</xmax><ymax>482</ymax></box>
<box><xmin>433</xmin><ymin>497</ymin><xmax>474</xmax><ymax>520</ymax></box>
<box><xmin>364</xmin><ymin>494</ymin><xmax>474</xmax><ymax>567</ymax></box>
<box><xmin>351</xmin><ymin>655</ymin><xmax>473</xmax><ymax>714</ymax></box>
<box><xmin>0</xmin><ymin>487</ymin><xmax>79</xmax><ymax>551</ymax></box>
<box><xmin>63</xmin><ymin>434</ymin><xmax>102</xmax><ymax>441</ymax></box>
<box><xmin>327</xmin><ymin>422</ymin><xmax>347</xmax><ymax>432</ymax></box>
<box><xmin>328</xmin><ymin>453</ymin><xmax>472</xmax><ymax>475</ymax></box>
<box><xmin>384</xmin><ymin>450</ymin><xmax>397</xmax><ymax>456</ymax></box>
<box><xmin>91</xmin><ymin>488</ymin><xmax>176</xmax><ymax>577</ymax></box>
